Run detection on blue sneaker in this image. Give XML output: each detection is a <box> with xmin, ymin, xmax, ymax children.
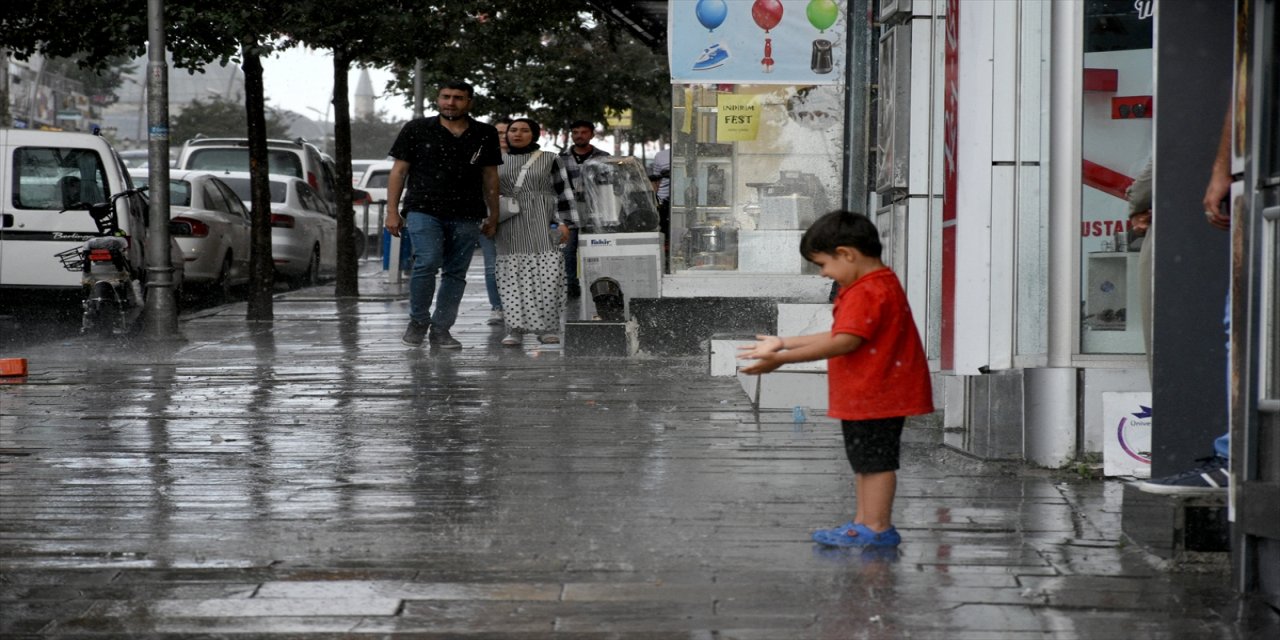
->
<box><xmin>812</xmin><ymin>523</ymin><xmax>902</xmax><ymax>548</ymax></box>
<box><xmin>693</xmin><ymin>43</ymin><xmax>730</xmax><ymax>71</ymax></box>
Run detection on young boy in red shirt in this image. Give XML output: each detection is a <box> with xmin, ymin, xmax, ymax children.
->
<box><xmin>739</xmin><ymin>211</ymin><xmax>933</xmax><ymax>547</ymax></box>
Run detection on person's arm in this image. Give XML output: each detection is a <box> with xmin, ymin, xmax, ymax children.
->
<box><xmin>738</xmin><ymin>332</ymin><xmax>864</xmax><ymax>375</ymax></box>
<box><xmin>1202</xmin><ymin>109</ymin><xmax>1232</xmax><ymax>231</ymax></box>
<box><xmin>550</xmin><ymin>158</ymin><xmax>576</xmax><ymax>243</ymax></box>
<box><xmin>480</xmin><ymin>165</ymin><xmax>500</xmax><ymax>238</ymax></box>
<box><xmin>383</xmin><ymin>159</ymin><xmax>410</xmax><ymax>237</ymax></box>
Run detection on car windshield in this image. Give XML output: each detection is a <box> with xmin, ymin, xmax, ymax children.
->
<box><xmin>12</xmin><ymin>147</ymin><xmax>109</xmax><ymax>210</ymax></box>
<box><xmin>366</xmin><ymin>170</ymin><xmax>390</xmax><ymax>188</ymax></box>
<box><xmin>186</xmin><ymin>148</ymin><xmax>304</xmax><ymax>178</ymax></box>
<box><xmin>131</xmin><ymin>176</ymin><xmax>192</xmax><ymax>207</ymax></box>
<box><xmin>218</xmin><ymin>177</ymin><xmax>288</xmax><ymax>204</ymax></box>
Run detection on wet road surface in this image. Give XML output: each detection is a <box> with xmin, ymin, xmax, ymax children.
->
<box><xmin>0</xmin><ymin>261</ymin><xmax>1270</xmax><ymax>637</ymax></box>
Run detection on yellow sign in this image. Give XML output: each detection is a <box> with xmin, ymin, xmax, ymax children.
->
<box><xmin>605</xmin><ymin>109</ymin><xmax>632</xmax><ymax>129</ymax></box>
<box><xmin>681</xmin><ymin>89</ymin><xmax>693</xmax><ymax>134</ymax></box>
<box><xmin>716</xmin><ymin>94</ymin><xmax>760</xmax><ymax>142</ymax></box>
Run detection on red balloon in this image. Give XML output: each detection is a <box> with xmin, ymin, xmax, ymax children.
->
<box><xmin>752</xmin><ymin>0</ymin><xmax>784</xmax><ymax>32</ymax></box>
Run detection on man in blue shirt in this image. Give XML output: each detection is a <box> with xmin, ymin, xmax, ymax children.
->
<box><xmin>385</xmin><ymin>81</ymin><xmax>502</xmax><ymax>348</ymax></box>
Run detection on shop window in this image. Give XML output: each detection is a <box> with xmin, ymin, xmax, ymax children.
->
<box><xmin>669</xmin><ymin>84</ymin><xmax>845</xmax><ymax>274</ymax></box>
<box><xmin>1078</xmin><ymin>0</ymin><xmax>1153</xmax><ymax>354</ymax></box>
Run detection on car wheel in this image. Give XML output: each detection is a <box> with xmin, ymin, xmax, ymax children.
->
<box><xmin>297</xmin><ymin>244</ymin><xmax>320</xmax><ymax>288</ymax></box>
<box><xmin>352</xmin><ymin>227</ymin><xmax>367</xmax><ymax>260</ymax></box>
<box><xmin>213</xmin><ymin>253</ymin><xmax>233</xmax><ymax>302</ymax></box>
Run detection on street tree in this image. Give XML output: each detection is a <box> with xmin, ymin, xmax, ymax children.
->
<box><xmin>389</xmin><ymin>5</ymin><xmax>670</xmax><ymax>147</ymax></box>
<box><xmin>170</xmin><ymin>95</ymin><xmax>293</xmax><ymax>142</ymax></box>
<box><xmin>3</xmin><ymin>0</ymin><xmax>284</xmax><ymax>321</ymax></box>
<box><xmin>280</xmin><ymin>2</ymin><xmax>495</xmax><ymax>296</ymax></box>
<box><xmin>349</xmin><ymin>113</ymin><xmax>403</xmax><ymax>160</ymax></box>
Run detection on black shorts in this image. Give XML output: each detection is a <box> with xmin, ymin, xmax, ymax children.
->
<box><xmin>840</xmin><ymin>417</ymin><xmax>906</xmax><ymax>474</ymax></box>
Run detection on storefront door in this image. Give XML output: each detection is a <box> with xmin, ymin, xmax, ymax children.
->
<box><xmin>1232</xmin><ymin>0</ymin><xmax>1280</xmax><ymax>607</ymax></box>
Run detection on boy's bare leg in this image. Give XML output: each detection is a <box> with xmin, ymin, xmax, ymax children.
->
<box><xmin>853</xmin><ymin>475</ymin><xmax>864</xmax><ymax>524</ymax></box>
<box><xmin>855</xmin><ymin>470</ymin><xmax>897</xmax><ymax>532</ymax></box>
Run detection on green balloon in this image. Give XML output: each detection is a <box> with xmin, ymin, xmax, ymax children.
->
<box><xmin>807</xmin><ymin>0</ymin><xmax>839</xmax><ymax>32</ymax></box>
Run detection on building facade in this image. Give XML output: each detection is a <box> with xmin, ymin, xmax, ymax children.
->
<box><xmin>656</xmin><ymin>0</ymin><xmax>1276</xmax><ymax>601</ymax></box>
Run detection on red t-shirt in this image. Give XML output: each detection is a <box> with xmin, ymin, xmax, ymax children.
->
<box><xmin>827</xmin><ymin>268</ymin><xmax>934</xmax><ymax>421</ymax></box>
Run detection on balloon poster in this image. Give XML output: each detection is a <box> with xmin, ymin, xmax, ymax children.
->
<box><xmin>670</xmin><ymin>0</ymin><xmax>846</xmax><ymax>84</ymax></box>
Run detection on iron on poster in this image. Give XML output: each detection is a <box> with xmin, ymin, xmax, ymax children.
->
<box><xmin>669</xmin><ymin>0</ymin><xmax>845</xmax><ymax>84</ymax></box>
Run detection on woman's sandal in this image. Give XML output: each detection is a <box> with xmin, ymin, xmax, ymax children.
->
<box><xmin>538</xmin><ymin>334</ymin><xmax>560</xmax><ymax>344</ymax></box>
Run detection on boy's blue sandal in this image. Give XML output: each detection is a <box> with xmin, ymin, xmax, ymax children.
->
<box><xmin>812</xmin><ymin>521</ymin><xmax>856</xmax><ymax>538</ymax></box>
<box><xmin>812</xmin><ymin>523</ymin><xmax>902</xmax><ymax>548</ymax></box>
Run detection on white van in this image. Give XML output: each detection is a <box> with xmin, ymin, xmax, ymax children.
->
<box><xmin>0</xmin><ymin>129</ymin><xmax>181</xmax><ymax>292</ymax></box>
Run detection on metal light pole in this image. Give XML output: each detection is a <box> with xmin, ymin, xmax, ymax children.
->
<box><xmin>413</xmin><ymin>59</ymin><xmax>424</xmax><ymax>118</ymax></box>
<box><xmin>143</xmin><ymin>0</ymin><xmax>179</xmax><ymax>338</ymax></box>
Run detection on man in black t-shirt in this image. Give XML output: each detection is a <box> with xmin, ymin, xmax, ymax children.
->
<box><xmin>385</xmin><ymin>81</ymin><xmax>502</xmax><ymax>348</ymax></box>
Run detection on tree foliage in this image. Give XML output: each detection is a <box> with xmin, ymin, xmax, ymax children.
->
<box><xmin>170</xmin><ymin>96</ymin><xmax>292</xmax><ymax>142</ymax></box>
<box><xmin>350</xmin><ymin>113</ymin><xmax>404</xmax><ymax>159</ymax></box>
<box><xmin>4</xmin><ymin>1</ymin><xmax>673</xmax><ymax>304</ymax></box>
<box><xmin>387</xmin><ymin>4</ymin><xmax>670</xmax><ymax>144</ymax></box>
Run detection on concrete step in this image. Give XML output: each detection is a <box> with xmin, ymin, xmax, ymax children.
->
<box><xmin>712</xmin><ymin>303</ymin><xmax>833</xmax><ymax>410</ymax></box>
<box><xmin>1121</xmin><ymin>483</ymin><xmax>1230</xmax><ymax>563</ymax></box>
<box><xmin>738</xmin><ymin>369</ymin><xmax>828</xmax><ymax>410</ymax></box>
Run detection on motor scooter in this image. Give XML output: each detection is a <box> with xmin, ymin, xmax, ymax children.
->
<box><xmin>54</xmin><ymin>187</ymin><xmax>148</xmax><ymax>336</ymax></box>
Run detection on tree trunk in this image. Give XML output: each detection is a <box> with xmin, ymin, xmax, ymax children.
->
<box><xmin>242</xmin><ymin>43</ymin><xmax>274</xmax><ymax>322</ymax></box>
<box><xmin>0</xmin><ymin>49</ymin><xmax>10</xmax><ymax>127</ymax></box>
<box><xmin>332</xmin><ymin>50</ymin><xmax>358</xmax><ymax>297</ymax></box>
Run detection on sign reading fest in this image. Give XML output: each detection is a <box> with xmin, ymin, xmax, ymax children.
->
<box><xmin>669</xmin><ymin>0</ymin><xmax>846</xmax><ymax>85</ymax></box>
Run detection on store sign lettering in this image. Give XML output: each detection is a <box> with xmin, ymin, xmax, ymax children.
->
<box><xmin>716</xmin><ymin>95</ymin><xmax>762</xmax><ymax>142</ymax></box>
<box><xmin>1134</xmin><ymin>0</ymin><xmax>1154</xmax><ymax>20</ymax></box>
<box><xmin>1081</xmin><ymin>219</ymin><xmax>1133</xmax><ymax>237</ymax></box>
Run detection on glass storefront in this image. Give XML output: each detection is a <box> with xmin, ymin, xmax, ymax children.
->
<box><xmin>1078</xmin><ymin>0</ymin><xmax>1154</xmax><ymax>354</ymax></box>
<box><xmin>668</xmin><ymin>84</ymin><xmax>845</xmax><ymax>274</ymax></box>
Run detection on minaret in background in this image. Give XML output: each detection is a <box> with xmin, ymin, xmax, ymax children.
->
<box><xmin>354</xmin><ymin>69</ymin><xmax>375</xmax><ymax>120</ymax></box>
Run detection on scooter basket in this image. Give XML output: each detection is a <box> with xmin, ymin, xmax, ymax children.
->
<box><xmin>55</xmin><ymin>248</ymin><xmax>85</xmax><ymax>272</ymax></box>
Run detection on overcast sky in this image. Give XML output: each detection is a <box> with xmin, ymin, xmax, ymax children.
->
<box><xmin>262</xmin><ymin>47</ymin><xmax>417</xmax><ymax>123</ymax></box>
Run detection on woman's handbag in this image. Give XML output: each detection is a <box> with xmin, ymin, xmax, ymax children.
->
<box><xmin>498</xmin><ymin>151</ymin><xmax>542</xmax><ymax>223</ymax></box>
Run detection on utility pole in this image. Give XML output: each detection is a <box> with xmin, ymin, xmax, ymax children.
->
<box><xmin>143</xmin><ymin>0</ymin><xmax>179</xmax><ymax>338</ymax></box>
<box><xmin>413</xmin><ymin>59</ymin><xmax>424</xmax><ymax>118</ymax></box>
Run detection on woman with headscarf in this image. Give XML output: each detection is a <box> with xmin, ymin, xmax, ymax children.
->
<box><xmin>495</xmin><ymin>118</ymin><xmax>577</xmax><ymax>346</ymax></box>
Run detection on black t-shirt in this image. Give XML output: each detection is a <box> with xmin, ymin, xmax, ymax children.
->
<box><xmin>388</xmin><ymin>116</ymin><xmax>502</xmax><ymax>218</ymax></box>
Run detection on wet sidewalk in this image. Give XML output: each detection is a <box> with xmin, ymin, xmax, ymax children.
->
<box><xmin>0</xmin><ymin>259</ymin><xmax>1262</xmax><ymax>637</ymax></box>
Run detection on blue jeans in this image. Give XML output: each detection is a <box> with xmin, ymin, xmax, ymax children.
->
<box><xmin>1217</xmin><ymin>295</ymin><xmax>1230</xmax><ymax>460</ymax></box>
<box><xmin>563</xmin><ymin>226</ymin><xmax>580</xmax><ymax>291</ymax></box>
<box><xmin>405</xmin><ymin>212</ymin><xmax>482</xmax><ymax>331</ymax></box>
<box><xmin>478</xmin><ymin>234</ymin><xmax>501</xmax><ymax>310</ymax></box>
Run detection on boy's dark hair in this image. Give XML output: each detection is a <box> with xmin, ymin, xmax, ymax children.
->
<box><xmin>569</xmin><ymin>119</ymin><xmax>595</xmax><ymax>131</ymax></box>
<box><xmin>800</xmin><ymin>210</ymin><xmax>882</xmax><ymax>260</ymax></box>
<box><xmin>494</xmin><ymin>116</ymin><xmax>514</xmax><ymax>126</ymax></box>
<box><xmin>439</xmin><ymin>80</ymin><xmax>474</xmax><ymax>98</ymax></box>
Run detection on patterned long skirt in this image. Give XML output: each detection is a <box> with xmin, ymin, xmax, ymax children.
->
<box><xmin>495</xmin><ymin>251</ymin><xmax>565</xmax><ymax>334</ymax></box>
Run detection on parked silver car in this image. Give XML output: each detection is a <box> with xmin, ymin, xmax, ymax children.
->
<box><xmin>216</xmin><ymin>172</ymin><xmax>337</xmax><ymax>286</ymax></box>
<box><xmin>354</xmin><ymin>160</ymin><xmax>400</xmax><ymax>238</ymax></box>
<box><xmin>129</xmin><ymin>170</ymin><xmax>252</xmax><ymax>296</ymax></box>
<box><xmin>176</xmin><ymin>137</ymin><xmax>339</xmax><ymax>216</ymax></box>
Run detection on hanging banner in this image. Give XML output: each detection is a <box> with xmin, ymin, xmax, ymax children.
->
<box><xmin>605</xmin><ymin>109</ymin><xmax>633</xmax><ymax>129</ymax></box>
<box><xmin>716</xmin><ymin>94</ymin><xmax>761</xmax><ymax>141</ymax></box>
<box><xmin>669</xmin><ymin>0</ymin><xmax>846</xmax><ymax>84</ymax></box>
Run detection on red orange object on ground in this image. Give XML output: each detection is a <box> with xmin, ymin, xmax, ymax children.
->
<box><xmin>0</xmin><ymin>358</ymin><xmax>29</xmax><ymax>377</ymax></box>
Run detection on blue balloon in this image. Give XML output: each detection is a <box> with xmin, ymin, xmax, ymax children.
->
<box><xmin>695</xmin><ymin>0</ymin><xmax>728</xmax><ymax>32</ymax></box>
